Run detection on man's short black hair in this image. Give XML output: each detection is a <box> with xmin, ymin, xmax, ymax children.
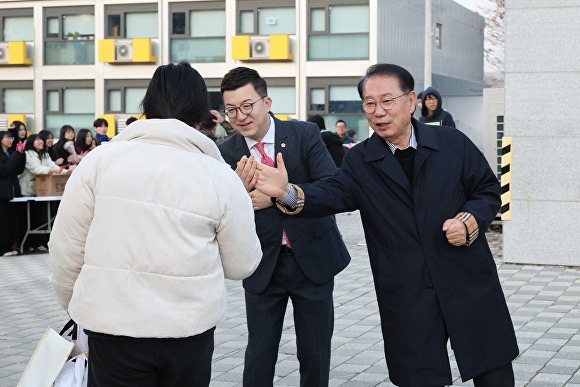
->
<box><xmin>220</xmin><ymin>67</ymin><xmax>268</xmax><ymax>98</ymax></box>
<box><xmin>358</xmin><ymin>64</ymin><xmax>415</xmax><ymax>99</ymax></box>
<box><xmin>93</xmin><ymin>118</ymin><xmax>108</xmax><ymax>128</ymax></box>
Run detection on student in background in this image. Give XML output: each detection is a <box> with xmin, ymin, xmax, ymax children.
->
<box><xmin>420</xmin><ymin>87</ymin><xmax>456</xmax><ymax>128</ymax></box>
<box><xmin>52</xmin><ymin>125</ymin><xmax>80</xmax><ymax>165</ymax></box>
<box><xmin>8</xmin><ymin>121</ymin><xmax>27</xmax><ymax>152</ymax></box>
<box><xmin>0</xmin><ymin>130</ymin><xmax>25</xmax><ymax>257</ymax></box>
<box><xmin>307</xmin><ymin>114</ymin><xmax>345</xmax><ymax>168</ymax></box>
<box><xmin>93</xmin><ymin>118</ymin><xmax>110</xmax><ymax>143</ymax></box>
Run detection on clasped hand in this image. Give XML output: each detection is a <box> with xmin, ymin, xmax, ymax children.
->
<box><xmin>235</xmin><ymin>153</ymin><xmax>290</xmax><ymax>200</ymax></box>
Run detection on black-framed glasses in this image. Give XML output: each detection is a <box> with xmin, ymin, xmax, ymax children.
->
<box><xmin>223</xmin><ymin>96</ymin><xmax>265</xmax><ymax>118</ymax></box>
<box><xmin>361</xmin><ymin>93</ymin><xmax>409</xmax><ymax>114</ymax></box>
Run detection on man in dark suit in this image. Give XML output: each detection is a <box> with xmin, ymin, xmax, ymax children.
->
<box><xmin>217</xmin><ymin>67</ymin><xmax>350</xmax><ymax>387</ymax></box>
<box><xmin>252</xmin><ymin>64</ymin><xmax>518</xmax><ymax>387</ymax></box>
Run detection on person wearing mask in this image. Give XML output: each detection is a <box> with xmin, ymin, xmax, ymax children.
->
<box><xmin>217</xmin><ymin>67</ymin><xmax>350</xmax><ymax>387</ymax></box>
<box><xmin>252</xmin><ymin>63</ymin><xmax>518</xmax><ymax>387</ymax></box>
<box><xmin>49</xmin><ymin>61</ymin><xmax>262</xmax><ymax>387</ymax></box>
<box><xmin>420</xmin><ymin>87</ymin><xmax>456</xmax><ymax>128</ymax></box>
<box><xmin>0</xmin><ymin>131</ymin><xmax>25</xmax><ymax>256</ymax></box>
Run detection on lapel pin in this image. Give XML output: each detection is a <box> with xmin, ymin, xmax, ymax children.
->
<box><xmin>281</xmin><ymin>143</ymin><xmax>286</xmax><ymax>148</ymax></box>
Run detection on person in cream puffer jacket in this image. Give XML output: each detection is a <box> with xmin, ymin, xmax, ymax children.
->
<box><xmin>49</xmin><ymin>62</ymin><xmax>262</xmax><ymax>387</ymax></box>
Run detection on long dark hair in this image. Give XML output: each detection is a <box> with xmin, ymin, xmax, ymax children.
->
<box><xmin>140</xmin><ymin>61</ymin><xmax>210</xmax><ymax>128</ymax></box>
<box><xmin>8</xmin><ymin>120</ymin><xmax>27</xmax><ymax>151</ymax></box>
<box><xmin>54</xmin><ymin>125</ymin><xmax>75</xmax><ymax>155</ymax></box>
<box><xmin>38</xmin><ymin>130</ymin><xmax>54</xmax><ymax>150</ymax></box>
<box><xmin>24</xmin><ymin>134</ymin><xmax>48</xmax><ymax>159</ymax></box>
<box><xmin>75</xmin><ymin>129</ymin><xmax>92</xmax><ymax>154</ymax></box>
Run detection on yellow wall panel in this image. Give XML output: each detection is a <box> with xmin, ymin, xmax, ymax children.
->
<box><xmin>7</xmin><ymin>42</ymin><xmax>32</xmax><ymax>65</ymax></box>
<box><xmin>232</xmin><ymin>35</ymin><xmax>250</xmax><ymax>60</ymax></box>
<box><xmin>132</xmin><ymin>38</ymin><xmax>156</xmax><ymax>63</ymax></box>
<box><xmin>269</xmin><ymin>35</ymin><xmax>293</xmax><ymax>60</ymax></box>
<box><xmin>98</xmin><ymin>39</ymin><xmax>115</xmax><ymax>63</ymax></box>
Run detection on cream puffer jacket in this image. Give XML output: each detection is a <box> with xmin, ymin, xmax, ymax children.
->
<box><xmin>49</xmin><ymin>119</ymin><xmax>262</xmax><ymax>338</ymax></box>
<box><xmin>19</xmin><ymin>150</ymin><xmax>65</xmax><ymax>196</ymax></box>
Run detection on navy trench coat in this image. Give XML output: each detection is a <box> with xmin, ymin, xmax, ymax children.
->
<box><xmin>299</xmin><ymin>119</ymin><xmax>518</xmax><ymax>386</ymax></box>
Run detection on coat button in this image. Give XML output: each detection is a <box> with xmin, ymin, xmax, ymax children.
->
<box><xmin>426</xmin><ymin>283</ymin><xmax>434</xmax><ymax>292</ymax></box>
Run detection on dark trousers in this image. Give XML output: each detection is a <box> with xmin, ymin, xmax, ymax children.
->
<box><xmin>0</xmin><ymin>200</ymin><xmax>16</xmax><ymax>254</ymax></box>
<box><xmin>473</xmin><ymin>362</ymin><xmax>514</xmax><ymax>387</ymax></box>
<box><xmin>87</xmin><ymin>328</ymin><xmax>214</xmax><ymax>387</ymax></box>
<box><xmin>243</xmin><ymin>249</ymin><xmax>334</xmax><ymax>387</ymax></box>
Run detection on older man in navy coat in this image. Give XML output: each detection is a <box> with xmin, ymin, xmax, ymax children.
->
<box><xmin>217</xmin><ymin>67</ymin><xmax>350</xmax><ymax>387</ymax></box>
<box><xmin>253</xmin><ymin>64</ymin><xmax>519</xmax><ymax>387</ymax></box>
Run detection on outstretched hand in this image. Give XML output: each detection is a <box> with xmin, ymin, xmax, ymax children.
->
<box><xmin>255</xmin><ymin>153</ymin><xmax>290</xmax><ymax>199</ymax></box>
<box><xmin>235</xmin><ymin>155</ymin><xmax>258</xmax><ymax>192</ymax></box>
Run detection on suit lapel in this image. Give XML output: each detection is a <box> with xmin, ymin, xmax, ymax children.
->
<box><xmin>273</xmin><ymin>118</ymin><xmax>289</xmax><ymax>167</ymax></box>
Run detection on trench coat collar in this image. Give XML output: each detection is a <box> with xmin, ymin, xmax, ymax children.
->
<box><xmin>364</xmin><ymin>119</ymin><xmax>441</xmax><ymax>198</ymax></box>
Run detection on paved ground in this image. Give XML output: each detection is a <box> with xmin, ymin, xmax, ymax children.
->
<box><xmin>1</xmin><ymin>211</ymin><xmax>579</xmax><ymax>386</ymax></box>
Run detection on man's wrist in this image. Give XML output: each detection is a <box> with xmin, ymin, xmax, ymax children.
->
<box><xmin>454</xmin><ymin>212</ymin><xmax>479</xmax><ymax>246</ymax></box>
<box><xmin>275</xmin><ymin>184</ymin><xmax>304</xmax><ymax>215</ymax></box>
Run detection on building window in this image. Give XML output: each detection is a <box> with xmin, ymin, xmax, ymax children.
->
<box><xmin>44</xmin><ymin>81</ymin><xmax>95</xmax><ymax>135</ymax></box>
<box><xmin>308</xmin><ymin>1</ymin><xmax>369</xmax><ymax>60</ymax></box>
<box><xmin>0</xmin><ymin>82</ymin><xmax>33</xmax><ymax>114</ymax></box>
<box><xmin>1</xmin><ymin>9</ymin><xmax>34</xmax><ymax>42</ymax></box>
<box><xmin>106</xmin><ymin>80</ymin><xmax>148</xmax><ymax>114</ymax></box>
<box><xmin>44</xmin><ymin>7</ymin><xmax>95</xmax><ymax>65</ymax></box>
<box><xmin>238</xmin><ymin>1</ymin><xmax>296</xmax><ymax>35</ymax></box>
<box><xmin>170</xmin><ymin>2</ymin><xmax>225</xmax><ymax>63</ymax></box>
<box><xmin>308</xmin><ymin>77</ymin><xmax>368</xmax><ymax>139</ymax></box>
<box><xmin>267</xmin><ymin>80</ymin><xmax>296</xmax><ymax>115</ymax></box>
<box><xmin>435</xmin><ymin>23</ymin><xmax>442</xmax><ymax>49</ymax></box>
<box><xmin>105</xmin><ymin>4</ymin><xmax>158</xmax><ymax>39</ymax></box>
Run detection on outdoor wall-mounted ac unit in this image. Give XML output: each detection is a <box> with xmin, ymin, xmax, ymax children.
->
<box><xmin>98</xmin><ymin>38</ymin><xmax>156</xmax><ymax>64</ymax></box>
<box><xmin>250</xmin><ymin>37</ymin><xmax>270</xmax><ymax>59</ymax></box>
<box><xmin>115</xmin><ymin>40</ymin><xmax>133</xmax><ymax>62</ymax></box>
<box><xmin>0</xmin><ymin>42</ymin><xmax>32</xmax><ymax>65</ymax></box>
<box><xmin>232</xmin><ymin>35</ymin><xmax>293</xmax><ymax>61</ymax></box>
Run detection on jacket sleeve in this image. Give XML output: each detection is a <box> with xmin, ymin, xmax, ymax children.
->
<box><xmin>214</xmin><ymin>167</ymin><xmax>262</xmax><ymax>280</ymax></box>
<box><xmin>460</xmin><ymin>135</ymin><xmax>500</xmax><ymax>233</ymax></box>
<box><xmin>48</xmin><ymin>161</ymin><xmax>96</xmax><ymax>310</ymax></box>
<box><xmin>24</xmin><ymin>151</ymin><xmax>54</xmax><ymax>175</ymax></box>
<box><xmin>0</xmin><ymin>152</ymin><xmax>24</xmax><ymax>177</ymax></box>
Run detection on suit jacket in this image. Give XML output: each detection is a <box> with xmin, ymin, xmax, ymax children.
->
<box><xmin>297</xmin><ymin>119</ymin><xmax>518</xmax><ymax>384</ymax></box>
<box><xmin>218</xmin><ymin>117</ymin><xmax>350</xmax><ymax>294</ymax></box>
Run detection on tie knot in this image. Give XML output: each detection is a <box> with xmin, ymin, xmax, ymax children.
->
<box><xmin>255</xmin><ymin>142</ymin><xmax>266</xmax><ymax>154</ymax></box>
<box><xmin>255</xmin><ymin>142</ymin><xmax>274</xmax><ymax>167</ymax></box>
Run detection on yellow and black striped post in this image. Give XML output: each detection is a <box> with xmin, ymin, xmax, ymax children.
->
<box><xmin>500</xmin><ymin>137</ymin><xmax>512</xmax><ymax>220</ymax></box>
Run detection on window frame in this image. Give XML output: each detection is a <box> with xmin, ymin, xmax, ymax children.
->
<box><xmin>170</xmin><ymin>2</ymin><xmax>225</xmax><ymax>39</ymax></box>
<box><xmin>44</xmin><ymin>6</ymin><xmax>95</xmax><ymax>42</ymax></box>
<box><xmin>105</xmin><ymin>79</ymin><xmax>149</xmax><ymax>114</ymax></box>
<box><xmin>0</xmin><ymin>81</ymin><xmax>33</xmax><ymax>114</ymax></box>
<box><xmin>104</xmin><ymin>3</ymin><xmax>158</xmax><ymax>39</ymax></box>
<box><xmin>44</xmin><ymin>80</ymin><xmax>94</xmax><ymax>115</ymax></box>
<box><xmin>237</xmin><ymin>0</ymin><xmax>296</xmax><ymax>36</ymax></box>
<box><xmin>307</xmin><ymin>0</ymin><xmax>369</xmax><ymax>61</ymax></box>
<box><xmin>435</xmin><ymin>23</ymin><xmax>442</xmax><ymax>49</ymax></box>
<box><xmin>307</xmin><ymin>77</ymin><xmax>362</xmax><ymax>115</ymax></box>
<box><xmin>264</xmin><ymin>78</ymin><xmax>296</xmax><ymax>115</ymax></box>
<box><xmin>0</xmin><ymin>8</ymin><xmax>33</xmax><ymax>42</ymax></box>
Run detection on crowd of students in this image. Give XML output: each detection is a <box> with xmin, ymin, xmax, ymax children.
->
<box><xmin>0</xmin><ymin>118</ymin><xmax>118</xmax><ymax>257</ymax></box>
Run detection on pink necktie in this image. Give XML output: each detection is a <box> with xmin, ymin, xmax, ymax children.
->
<box><xmin>255</xmin><ymin>142</ymin><xmax>292</xmax><ymax>249</ymax></box>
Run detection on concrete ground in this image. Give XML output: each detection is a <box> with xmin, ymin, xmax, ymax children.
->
<box><xmin>1</xmin><ymin>211</ymin><xmax>579</xmax><ymax>386</ymax></box>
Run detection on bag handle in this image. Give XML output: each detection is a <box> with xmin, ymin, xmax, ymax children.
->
<box><xmin>59</xmin><ymin>319</ymin><xmax>78</xmax><ymax>340</ymax></box>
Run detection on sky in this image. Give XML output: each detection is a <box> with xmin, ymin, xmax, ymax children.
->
<box><xmin>451</xmin><ymin>0</ymin><xmax>490</xmax><ymax>14</ymax></box>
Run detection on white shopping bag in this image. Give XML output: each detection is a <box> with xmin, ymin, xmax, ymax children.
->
<box><xmin>59</xmin><ymin>319</ymin><xmax>89</xmax><ymax>357</ymax></box>
<box><xmin>17</xmin><ymin>327</ymin><xmax>74</xmax><ymax>387</ymax></box>
<box><xmin>53</xmin><ymin>353</ymin><xmax>88</xmax><ymax>387</ymax></box>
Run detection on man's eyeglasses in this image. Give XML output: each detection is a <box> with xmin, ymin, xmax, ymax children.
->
<box><xmin>223</xmin><ymin>96</ymin><xmax>265</xmax><ymax>118</ymax></box>
<box><xmin>361</xmin><ymin>93</ymin><xmax>409</xmax><ymax>114</ymax></box>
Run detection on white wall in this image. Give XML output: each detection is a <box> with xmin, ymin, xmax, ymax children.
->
<box><xmin>445</xmin><ymin>96</ymin><xmax>484</xmax><ymax>151</ymax></box>
<box><xmin>503</xmin><ymin>0</ymin><xmax>580</xmax><ymax>266</ymax></box>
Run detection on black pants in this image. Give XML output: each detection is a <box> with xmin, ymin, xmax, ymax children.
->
<box><xmin>87</xmin><ymin>328</ymin><xmax>215</xmax><ymax>387</ymax></box>
<box><xmin>0</xmin><ymin>200</ymin><xmax>16</xmax><ymax>254</ymax></box>
<box><xmin>243</xmin><ymin>248</ymin><xmax>334</xmax><ymax>387</ymax></box>
<box><xmin>473</xmin><ymin>362</ymin><xmax>514</xmax><ymax>387</ymax></box>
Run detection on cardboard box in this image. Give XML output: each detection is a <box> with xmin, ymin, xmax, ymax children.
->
<box><xmin>35</xmin><ymin>174</ymin><xmax>70</xmax><ymax>197</ymax></box>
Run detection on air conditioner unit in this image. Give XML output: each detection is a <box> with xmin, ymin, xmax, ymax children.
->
<box><xmin>115</xmin><ymin>40</ymin><xmax>133</xmax><ymax>62</ymax></box>
<box><xmin>0</xmin><ymin>43</ymin><xmax>10</xmax><ymax>64</ymax></box>
<box><xmin>250</xmin><ymin>37</ymin><xmax>270</xmax><ymax>59</ymax></box>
